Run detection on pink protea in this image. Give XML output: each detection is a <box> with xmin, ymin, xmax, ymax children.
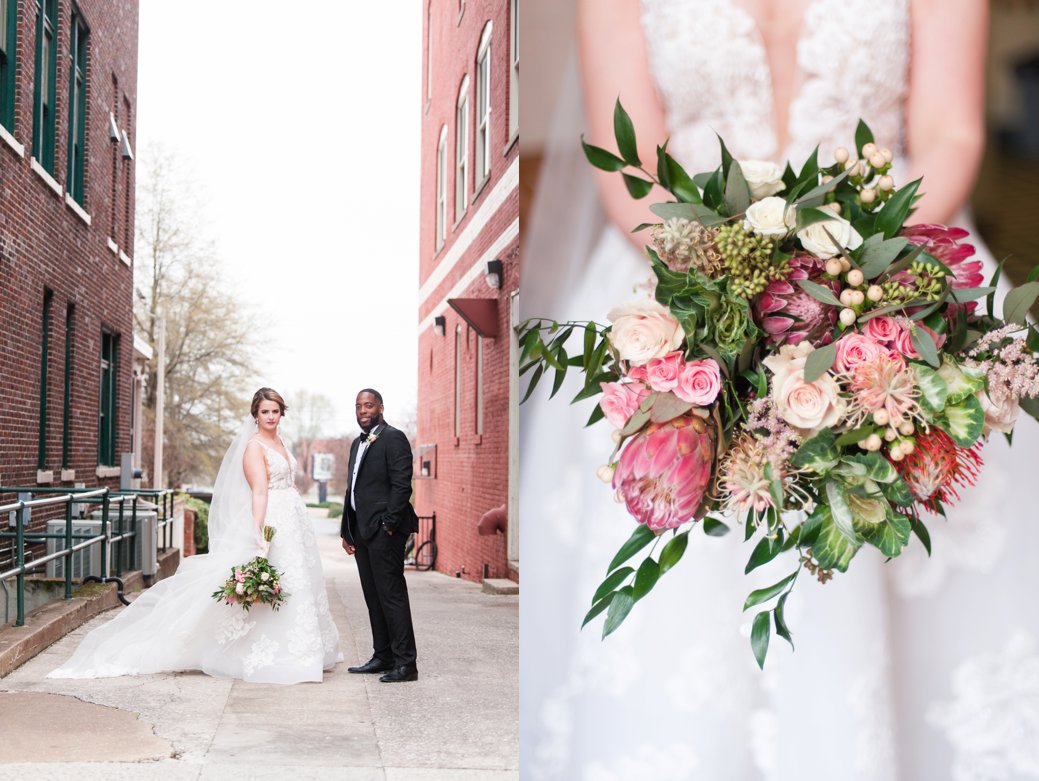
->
<box><xmin>843</xmin><ymin>353</ymin><xmax>918</xmax><ymax>429</ymax></box>
<box><xmin>754</xmin><ymin>255</ymin><xmax>839</xmax><ymax>347</ymax></box>
<box><xmin>901</xmin><ymin>224</ymin><xmax>984</xmax><ymax>314</ymax></box>
<box><xmin>613</xmin><ymin>413</ymin><xmax>716</xmax><ymax>531</ymax></box>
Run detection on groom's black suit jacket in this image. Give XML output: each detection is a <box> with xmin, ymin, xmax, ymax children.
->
<box><xmin>341</xmin><ymin>423</ymin><xmax>419</xmax><ymax>544</ymax></box>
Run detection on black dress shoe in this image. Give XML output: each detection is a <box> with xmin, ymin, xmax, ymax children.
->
<box><xmin>379</xmin><ymin>665</ymin><xmax>418</xmax><ymax>683</ymax></box>
<box><xmin>348</xmin><ymin>657</ymin><xmax>394</xmax><ymax>674</ymax></box>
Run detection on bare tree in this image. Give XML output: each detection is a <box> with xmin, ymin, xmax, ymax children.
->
<box><xmin>134</xmin><ymin>147</ymin><xmax>257</xmax><ymax>487</ymax></box>
<box><xmin>282</xmin><ymin>390</ymin><xmax>337</xmax><ymax>495</ymax></box>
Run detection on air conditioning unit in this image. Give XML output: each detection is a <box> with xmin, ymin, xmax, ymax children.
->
<box><xmin>45</xmin><ymin>521</ymin><xmax>104</xmax><ymax>579</ymax></box>
<box><xmin>45</xmin><ymin>509</ymin><xmax>158</xmax><ymax>579</ymax></box>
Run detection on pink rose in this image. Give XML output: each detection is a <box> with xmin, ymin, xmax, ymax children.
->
<box><xmin>645</xmin><ymin>352</ymin><xmax>684</xmax><ymax>392</ymax></box>
<box><xmin>893</xmin><ymin>321</ymin><xmax>945</xmax><ymax>360</ymax></box>
<box><xmin>607</xmin><ymin>300</ymin><xmax>685</xmax><ymax>366</ymax></box>
<box><xmin>978</xmin><ymin>390</ymin><xmax>1020</xmax><ymax>435</ymax></box>
<box><xmin>674</xmin><ymin>359</ymin><xmax>722</xmax><ymax>406</ymax></box>
<box><xmin>862</xmin><ymin>315</ymin><xmax>899</xmax><ymax>345</ymax></box>
<box><xmin>763</xmin><ymin>342</ymin><xmax>846</xmax><ymax>434</ymax></box>
<box><xmin>627</xmin><ymin>364</ymin><xmax>648</xmax><ymax>382</ymax></box>
<box><xmin>834</xmin><ymin>333</ymin><xmax>888</xmax><ymax>374</ymax></box>
<box><xmin>599</xmin><ymin>381</ymin><xmax>650</xmax><ymax>428</ymax></box>
<box><xmin>234</xmin><ymin>571</ymin><xmax>246</xmax><ymax>583</ymax></box>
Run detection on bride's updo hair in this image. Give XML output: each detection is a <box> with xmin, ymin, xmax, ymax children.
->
<box><xmin>251</xmin><ymin>387</ymin><xmax>288</xmax><ymax>418</ymax></box>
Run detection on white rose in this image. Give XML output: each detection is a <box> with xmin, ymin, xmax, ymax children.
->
<box><xmin>260</xmin><ymin>571</ymin><xmax>270</xmax><ymax>582</ymax></box>
<box><xmin>977</xmin><ymin>390</ymin><xmax>1020</xmax><ymax>435</ymax></box>
<box><xmin>739</xmin><ymin>160</ymin><xmax>786</xmax><ymax>201</ymax></box>
<box><xmin>763</xmin><ymin>342</ymin><xmax>846</xmax><ymax>434</ymax></box>
<box><xmin>607</xmin><ymin>300</ymin><xmax>685</xmax><ymax>367</ymax></box>
<box><xmin>234</xmin><ymin>582</ymin><xmax>245</xmax><ymax>595</ymax></box>
<box><xmin>744</xmin><ymin>196</ymin><xmax>796</xmax><ymax>237</ymax></box>
<box><xmin>797</xmin><ymin>206</ymin><xmax>864</xmax><ymax>259</ymax></box>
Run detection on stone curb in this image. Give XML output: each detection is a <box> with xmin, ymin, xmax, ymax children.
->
<box><xmin>0</xmin><ymin>547</ymin><xmax>180</xmax><ymax>679</ymax></box>
<box><xmin>482</xmin><ymin>577</ymin><xmax>519</xmax><ymax>595</ymax></box>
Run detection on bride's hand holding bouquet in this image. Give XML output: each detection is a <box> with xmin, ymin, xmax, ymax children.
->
<box><xmin>212</xmin><ymin>525</ymin><xmax>288</xmax><ymax>612</ymax></box>
<box><xmin>520</xmin><ymin>101</ymin><xmax>1039</xmax><ymax>666</ymax></box>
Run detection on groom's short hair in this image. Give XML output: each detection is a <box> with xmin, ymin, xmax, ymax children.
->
<box><xmin>358</xmin><ymin>388</ymin><xmax>383</xmax><ymax>404</ymax></box>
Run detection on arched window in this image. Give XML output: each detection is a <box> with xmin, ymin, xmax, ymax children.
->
<box><xmin>455</xmin><ymin>76</ymin><xmax>470</xmax><ymax>222</ymax></box>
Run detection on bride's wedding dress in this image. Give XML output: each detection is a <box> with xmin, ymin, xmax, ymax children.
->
<box><xmin>521</xmin><ymin>1</ymin><xmax>1039</xmax><ymax>779</ymax></box>
<box><xmin>49</xmin><ymin>421</ymin><xmax>342</xmax><ymax>684</ymax></box>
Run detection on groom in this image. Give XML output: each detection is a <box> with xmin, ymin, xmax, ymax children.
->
<box><xmin>341</xmin><ymin>388</ymin><xmax>419</xmax><ymax>682</ymax></box>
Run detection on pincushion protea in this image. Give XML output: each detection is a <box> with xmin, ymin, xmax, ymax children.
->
<box><xmin>613</xmin><ymin>413</ymin><xmax>716</xmax><ymax>531</ymax></box>
<box><xmin>892</xmin><ymin>427</ymin><xmax>983</xmax><ymax>515</ymax></box>
<box><xmin>754</xmin><ymin>255</ymin><xmax>839</xmax><ymax>347</ymax></box>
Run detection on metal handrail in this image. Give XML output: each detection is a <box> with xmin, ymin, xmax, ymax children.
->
<box><xmin>0</xmin><ymin>486</ymin><xmax>177</xmax><ymax>627</ymax></box>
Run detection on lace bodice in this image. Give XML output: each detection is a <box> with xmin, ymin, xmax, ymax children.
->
<box><xmin>640</xmin><ymin>0</ymin><xmax>909</xmax><ymax>172</ymax></box>
<box><xmin>254</xmin><ymin>438</ymin><xmax>297</xmax><ymax>491</ymax></box>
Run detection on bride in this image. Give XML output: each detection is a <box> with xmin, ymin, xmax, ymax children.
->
<box><xmin>49</xmin><ymin>388</ymin><xmax>342</xmax><ymax>684</ymax></box>
<box><xmin>521</xmin><ymin>1</ymin><xmax>1039</xmax><ymax>779</ymax></box>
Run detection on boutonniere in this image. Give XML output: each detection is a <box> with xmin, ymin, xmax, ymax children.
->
<box><xmin>367</xmin><ymin>432</ymin><xmax>380</xmax><ymax>444</ymax></box>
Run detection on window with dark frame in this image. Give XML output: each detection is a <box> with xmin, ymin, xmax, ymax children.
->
<box><xmin>0</xmin><ymin>0</ymin><xmax>17</xmax><ymax>133</ymax></box>
<box><xmin>38</xmin><ymin>290</ymin><xmax>53</xmax><ymax>470</ymax></box>
<box><xmin>98</xmin><ymin>331</ymin><xmax>117</xmax><ymax>466</ymax></box>
<box><xmin>62</xmin><ymin>304</ymin><xmax>74</xmax><ymax>469</ymax></box>
<box><xmin>66</xmin><ymin>9</ymin><xmax>88</xmax><ymax>204</ymax></box>
<box><xmin>32</xmin><ymin>0</ymin><xmax>58</xmax><ymax>173</ymax></box>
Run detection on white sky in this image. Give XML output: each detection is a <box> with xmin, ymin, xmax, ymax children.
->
<box><xmin>136</xmin><ymin>1</ymin><xmax>421</xmax><ymax>436</ymax></box>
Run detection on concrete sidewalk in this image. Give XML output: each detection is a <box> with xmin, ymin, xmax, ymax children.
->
<box><xmin>0</xmin><ymin>510</ymin><xmax>518</xmax><ymax>779</ymax></box>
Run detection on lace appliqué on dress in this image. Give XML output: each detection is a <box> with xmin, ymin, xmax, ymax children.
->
<box><xmin>217</xmin><ymin>611</ymin><xmax>256</xmax><ymax>645</ymax></box>
<box><xmin>243</xmin><ymin>635</ymin><xmax>280</xmax><ymax>677</ymax></box>
<box><xmin>928</xmin><ymin>632</ymin><xmax>1039</xmax><ymax>781</ymax></box>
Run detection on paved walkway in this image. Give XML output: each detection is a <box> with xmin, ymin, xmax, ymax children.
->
<box><xmin>0</xmin><ymin>510</ymin><xmax>518</xmax><ymax>779</ymax></box>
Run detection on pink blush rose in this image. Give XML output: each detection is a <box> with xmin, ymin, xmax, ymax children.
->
<box><xmin>893</xmin><ymin>321</ymin><xmax>945</xmax><ymax>360</ymax></box>
<box><xmin>646</xmin><ymin>352</ymin><xmax>684</xmax><ymax>392</ymax></box>
<box><xmin>599</xmin><ymin>381</ymin><xmax>649</xmax><ymax>428</ymax></box>
<box><xmin>772</xmin><ymin>370</ymin><xmax>846</xmax><ymax>434</ymax></box>
<box><xmin>862</xmin><ymin>315</ymin><xmax>899</xmax><ymax>345</ymax></box>
<box><xmin>674</xmin><ymin>359</ymin><xmax>722</xmax><ymax>406</ymax></box>
<box><xmin>834</xmin><ymin>333</ymin><xmax>888</xmax><ymax>374</ymax></box>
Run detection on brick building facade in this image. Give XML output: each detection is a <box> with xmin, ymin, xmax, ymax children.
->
<box><xmin>0</xmin><ymin>0</ymin><xmax>139</xmax><ymax>566</ymax></box>
<box><xmin>415</xmin><ymin>0</ymin><xmax>519</xmax><ymax>584</ymax></box>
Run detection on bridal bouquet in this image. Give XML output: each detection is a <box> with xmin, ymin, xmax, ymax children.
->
<box><xmin>211</xmin><ymin>525</ymin><xmax>288</xmax><ymax>611</ymax></box>
<box><xmin>520</xmin><ymin>102</ymin><xmax>1039</xmax><ymax>666</ymax></box>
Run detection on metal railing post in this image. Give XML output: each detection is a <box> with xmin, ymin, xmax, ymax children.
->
<box><xmin>64</xmin><ymin>497</ymin><xmax>73</xmax><ymax>600</ymax></box>
<box><xmin>100</xmin><ymin>490</ymin><xmax>110</xmax><ymax>579</ymax></box>
<box><xmin>15</xmin><ymin>504</ymin><xmax>25</xmax><ymax>627</ymax></box>
<box><xmin>130</xmin><ymin>495</ymin><xmax>139</xmax><ymax>571</ymax></box>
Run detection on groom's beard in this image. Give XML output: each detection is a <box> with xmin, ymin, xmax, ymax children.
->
<box><xmin>358</xmin><ymin>413</ymin><xmax>384</xmax><ymax>433</ymax></box>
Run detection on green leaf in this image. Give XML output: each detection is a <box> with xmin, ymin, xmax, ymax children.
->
<box><xmin>745</xmin><ymin>533</ymin><xmax>783</xmax><ymax>574</ymax></box>
<box><xmin>751</xmin><ymin>611</ymin><xmax>771</xmax><ymax>669</ymax></box>
<box><xmin>988</xmin><ymin>258</ymin><xmax>1007</xmax><ymax>319</ymax></box>
<box><xmin>913</xmin><ymin>364</ymin><xmax>949</xmax><ymax>414</ymax></box>
<box><xmin>725</xmin><ymin>162</ymin><xmax>751</xmax><ymax>216</ymax></box>
<box><xmin>622</xmin><ymin>173</ymin><xmax>654</xmax><ymax>200</ymax></box>
<box><xmin>794</xmin><ymin>170</ymin><xmax>848</xmax><ymax>208</ymax></box>
<box><xmin>649</xmin><ymin>201</ymin><xmax>727</xmax><ymax>227</ymax></box>
<box><xmin>602</xmin><ymin>586</ymin><xmax>635</xmax><ymax>638</ymax></box>
<box><xmin>1021</xmin><ymin>395</ymin><xmax>1039</xmax><ymax>423</ymax></box>
<box><xmin>774</xmin><ymin>592</ymin><xmax>794</xmax><ymax>649</ymax></box>
<box><xmin>592</xmin><ymin>566</ymin><xmax>634</xmax><ymax>605</ymax></box>
<box><xmin>764</xmin><ymin>461</ymin><xmax>784</xmax><ymax>513</ymax></box>
<box><xmin>1003</xmin><ymin>281</ymin><xmax>1039</xmax><ymax>325</ymax></box>
<box><xmin>804</xmin><ymin>340</ymin><xmax>839</xmax><ymax>383</ymax></box>
<box><xmin>703</xmin><ymin>517</ymin><xmax>730</xmax><ymax>537</ymax></box>
<box><xmin>874</xmin><ymin>179</ymin><xmax>921</xmax><ymax>239</ymax></box>
<box><xmin>826</xmin><ymin>479</ymin><xmax>862</xmax><ymax>544</ymax></box>
<box><xmin>632</xmin><ymin>557</ymin><xmax>660</xmax><ymax>601</ymax></box>
<box><xmin>855</xmin><ymin>120</ymin><xmax>875</xmax><ymax>156</ymax></box>
<box><xmin>659</xmin><ymin>149</ymin><xmax>702</xmax><ymax>203</ymax></box>
<box><xmin>620</xmin><ymin>403</ymin><xmax>652</xmax><ymax>437</ymax></box>
<box><xmin>586</xmin><ymin>403</ymin><xmax>606</xmax><ymax>427</ymax></box>
<box><xmin>910</xmin><ymin>516</ymin><xmax>932</xmax><ymax>556</ymax></box>
<box><xmin>582</xmin><ymin>592</ymin><xmax>614</xmax><ymax>628</ymax></box>
<box><xmin>613</xmin><ymin>100</ymin><xmax>640</xmax><ymax>167</ymax></box>
<box><xmin>950</xmin><ymin>286</ymin><xmax>996</xmax><ymax>303</ymax></box>
<box><xmin>659</xmin><ymin>531</ymin><xmax>690</xmax><ymax>574</ymax></box>
<box><xmin>795</xmin><ymin>278</ymin><xmax>843</xmax><ymax>309</ymax></box>
<box><xmin>861</xmin><ymin>511</ymin><xmax>912</xmax><ymax>558</ymax></box>
<box><xmin>936</xmin><ymin>359</ymin><xmax>985</xmax><ymax>405</ymax></box>
<box><xmin>743</xmin><ymin>571</ymin><xmax>797</xmax><ymax>611</ymax></box>
<box><xmin>791</xmin><ymin>429</ymin><xmax>840</xmax><ymax>473</ymax></box>
<box><xmin>520</xmin><ymin>364</ymin><xmax>544</xmax><ymax>404</ymax></box>
<box><xmin>940</xmin><ymin>395</ymin><xmax>985</xmax><ymax>447</ymax></box>
<box><xmin>910</xmin><ymin>325</ymin><xmax>940</xmax><ymax>368</ymax></box>
<box><xmin>795</xmin><ymin>207</ymin><xmax>835</xmax><ymax>231</ymax></box>
<box><xmin>880</xmin><ymin>475</ymin><xmax>915</xmax><ymax>507</ymax></box>
<box><xmin>606</xmin><ymin>524</ymin><xmax>656</xmax><ymax>573</ymax></box>
<box><xmin>841</xmin><ymin>452</ymin><xmax>899</xmax><ymax>484</ymax></box>
<box><xmin>581</xmin><ymin>137</ymin><xmax>626</xmax><ymax>172</ymax></box>
<box><xmin>858</xmin><ymin>236</ymin><xmax>909</xmax><ymax>280</ymax></box>
<box><xmin>650</xmin><ymin>392</ymin><xmax>695</xmax><ymax>424</ymax></box>
<box><xmin>835</xmin><ymin>427</ymin><xmax>875</xmax><ymax>448</ymax></box>
<box><xmin>808</xmin><ymin>504</ymin><xmax>860</xmax><ymax>572</ymax></box>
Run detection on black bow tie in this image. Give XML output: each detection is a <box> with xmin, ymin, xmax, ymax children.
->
<box><xmin>359</xmin><ymin>429</ymin><xmax>377</xmax><ymax>442</ymax></box>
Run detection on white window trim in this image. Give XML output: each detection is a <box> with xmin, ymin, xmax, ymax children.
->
<box><xmin>475</xmin><ymin>336</ymin><xmax>484</xmax><ymax>436</ymax></box>
<box><xmin>475</xmin><ymin>22</ymin><xmax>493</xmax><ymax>190</ymax></box>
<box><xmin>65</xmin><ymin>192</ymin><xmax>92</xmax><ymax>226</ymax></box>
<box><xmin>31</xmin><ymin>156</ymin><xmax>63</xmax><ymax>197</ymax></box>
<box><xmin>454</xmin><ymin>325</ymin><xmax>463</xmax><ymax>440</ymax></box>
<box><xmin>455</xmin><ymin>77</ymin><xmax>470</xmax><ymax>224</ymax></box>
<box><xmin>435</xmin><ymin>125</ymin><xmax>448</xmax><ymax>253</ymax></box>
<box><xmin>0</xmin><ymin>122</ymin><xmax>24</xmax><ymax>157</ymax></box>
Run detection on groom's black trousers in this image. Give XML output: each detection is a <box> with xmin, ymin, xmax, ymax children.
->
<box><xmin>354</xmin><ymin>531</ymin><xmax>417</xmax><ymax>667</ymax></box>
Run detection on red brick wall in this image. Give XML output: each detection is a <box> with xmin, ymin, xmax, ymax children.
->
<box><xmin>415</xmin><ymin>0</ymin><xmax>519</xmax><ymax>583</ymax></box>
<box><xmin>0</xmin><ymin>0</ymin><xmax>139</xmax><ymax>565</ymax></box>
